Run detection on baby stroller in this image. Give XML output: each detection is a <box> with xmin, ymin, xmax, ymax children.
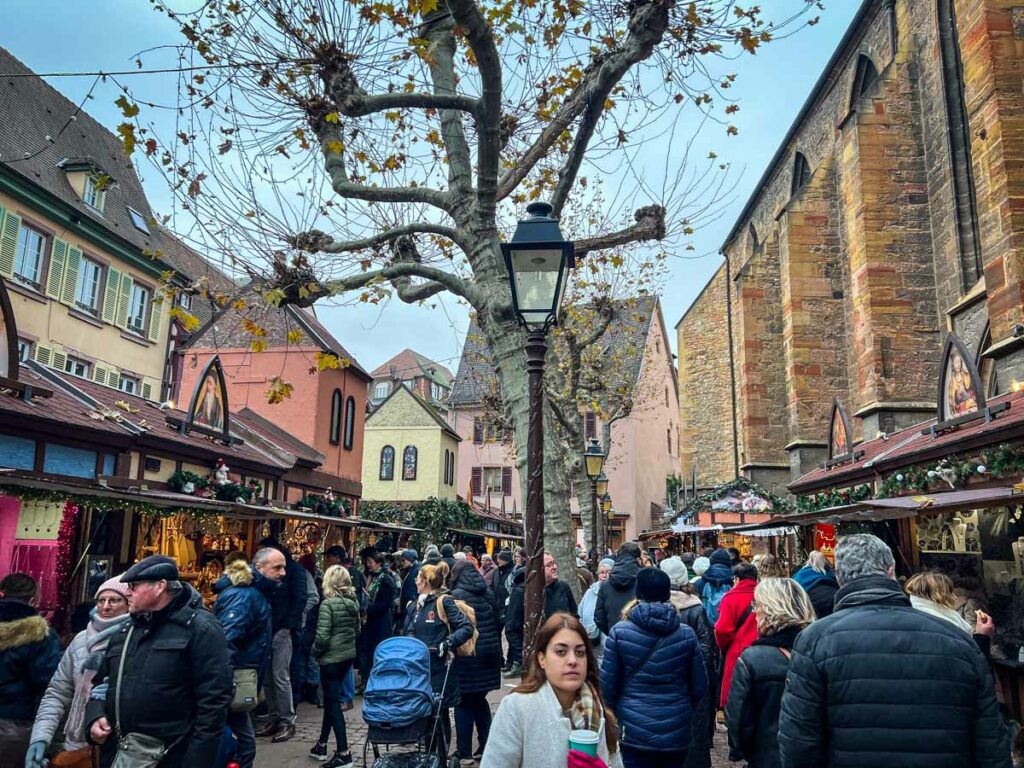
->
<box><xmin>362</xmin><ymin>636</ymin><xmax>460</xmax><ymax>768</ymax></box>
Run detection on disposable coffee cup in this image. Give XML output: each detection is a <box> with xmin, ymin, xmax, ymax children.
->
<box><xmin>568</xmin><ymin>729</ymin><xmax>599</xmax><ymax>758</ymax></box>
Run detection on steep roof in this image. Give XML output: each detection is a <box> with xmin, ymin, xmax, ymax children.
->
<box><xmin>370</xmin><ymin>349</ymin><xmax>454</xmax><ymax>389</ymax></box>
<box><xmin>181</xmin><ymin>282</ymin><xmax>371</xmax><ymax>380</ymax></box>
<box><xmin>449</xmin><ymin>295</ymin><xmax>658</xmax><ymax>407</ymax></box>
<box><xmin>365</xmin><ymin>383</ymin><xmax>461</xmax><ymax>441</ymax></box>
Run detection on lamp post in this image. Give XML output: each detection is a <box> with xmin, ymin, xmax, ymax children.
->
<box><xmin>501</xmin><ymin>201</ymin><xmax>574</xmax><ymax>667</ymax></box>
<box><xmin>601</xmin><ymin>492</ymin><xmax>613</xmax><ymax>555</ymax></box>
<box><xmin>595</xmin><ymin>471</ymin><xmax>609</xmax><ymax>555</ymax></box>
<box><xmin>583</xmin><ymin>438</ymin><xmax>607</xmax><ymax>557</ymax></box>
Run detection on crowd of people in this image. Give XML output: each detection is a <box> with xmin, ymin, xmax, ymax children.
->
<box><xmin>0</xmin><ymin>533</ymin><xmax>1019</xmax><ymax>768</ymax></box>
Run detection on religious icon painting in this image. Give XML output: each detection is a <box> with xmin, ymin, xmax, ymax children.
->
<box><xmin>934</xmin><ymin>333</ymin><xmax>992</xmax><ymax>430</ymax></box>
<box><xmin>185</xmin><ymin>355</ymin><xmax>230</xmax><ymax>441</ymax></box>
<box><xmin>828</xmin><ymin>398</ymin><xmax>853</xmax><ymax>461</ymax></box>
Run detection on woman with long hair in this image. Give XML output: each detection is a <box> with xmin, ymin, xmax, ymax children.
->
<box><xmin>310</xmin><ymin>565</ymin><xmax>361</xmax><ymax>768</ymax></box>
<box><xmin>404</xmin><ymin>562</ymin><xmax>474</xmax><ymax>758</ymax></box>
<box><xmin>726</xmin><ymin>578</ymin><xmax>815</xmax><ymax>768</ymax></box>
<box><xmin>482</xmin><ymin>613</ymin><xmax>622</xmax><ymax>768</ymax></box>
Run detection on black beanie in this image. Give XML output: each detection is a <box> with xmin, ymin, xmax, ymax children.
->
<box><xmin>635</xmin><ymin>567</ymin><xmax>671</xmax><ymax>603</ymax></box>
<box><xmin>440</xmin><ymin>543</ymin><xmax>455</xmax><ymax>558</ymax></box>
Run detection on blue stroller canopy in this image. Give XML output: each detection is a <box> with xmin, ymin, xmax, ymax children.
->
<box><xmin>363</xmin><ymin>636</ymin><xmax>436</xmax><ymax>728</ymax></box>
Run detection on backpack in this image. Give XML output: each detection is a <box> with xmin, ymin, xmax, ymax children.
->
<box><xmin>436</xmin><ymin>595</ymin><xmax>478</xmax><ymax>656</ymax></box>
<box><xmin>701</xmin><ymin>581</ymin><xmax>730</xmax><ymax>626</ymax></box>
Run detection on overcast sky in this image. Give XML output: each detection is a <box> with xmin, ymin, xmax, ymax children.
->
<box><xmin>2</xmin><ymin>0</ymin><xmax>861</xmax><ymax>375</ymax></box>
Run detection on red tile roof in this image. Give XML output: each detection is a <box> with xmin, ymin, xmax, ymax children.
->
<box><xmin>790</xmin><ymin>390</ymin><xmax>1024</xmax><ymax>492</ymax></box>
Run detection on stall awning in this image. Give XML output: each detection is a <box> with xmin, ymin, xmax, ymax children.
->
<box><xmin>450</xmin><ymin>527</ymin><xmax>524</xmax><ymax>542</ymax></box>
<box><xmin>638</xmin><ymin>528</ymin><xmax>674</xmax><ymax>541</ymax></box>
<box><xmin>671</xmin><ymin>523</ymin><xmax>724</xmax><ymax>534</ymax></box>
<box><xmin>356</xmin><ymin>519</ymin><xmax>424</xmax><ymax>534</ymax></box>
<box><xmin>723</xmin><ymin>487</ymin><xmax>1022</xmax><ymax>533</ymax></box>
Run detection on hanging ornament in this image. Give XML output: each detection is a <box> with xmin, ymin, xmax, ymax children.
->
<box><xmin>977</xmin><ymin>465</ymin><xmax>988</xmax><ymax>474</ymax></box>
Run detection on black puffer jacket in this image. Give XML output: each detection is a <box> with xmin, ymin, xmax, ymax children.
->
<box><xmin>670</xmin><ymin>590</ymin><xmax>718</xmax><ymax>768</ymax></box>
<box><xmin>404</xmin><ymin>591</ymin><xmax>474</xmax><ymax>708</ymax></box>
<box><xmin>778</xmin><ymin>576</ymin><xmax>1011</xmax><ymax>768</ymax></box>
<box><xmin>86</xmin><ymin>585</ymin><xmax>233</xmax><ymax>768</ymax></box>
<box><xmin>449</xmin><ymin>560</ymin><xmax>501</xmax><ymax>695</ymax></box>
<box><xmin>492</xmin><ymin>562</ymin><xmax>515</xmax><ymax>625</ymax></box>
<box><xmin>504</xmin><ymin>568</ymin><xmax>525</xmax><ymax>661</ymax></box>
<box><xmin>594</xmin><ymin>555</ymin><xmax>639</xmax><ymax>635</ymax></box>
<box><xmin>726</xmin><ymin>625</ymin><xmax>800</xmax><ymax>768</ymax></box>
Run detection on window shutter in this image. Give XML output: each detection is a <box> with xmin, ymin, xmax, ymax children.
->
<box><xmin>141</xmin><ymin>380</ymin><xmax>153</xmax><ymax>401</ymax></box>
<box><xmin>59</xmin><ymin>245</ymin><xmax>82</xmax><ymax>306</ymax></box>
<box><xmin>46</xmin><ymin>239</ymin><xmax>68</xmax><ymax>299</ymax></box>
<box><xmin>51</xmin><ymin>347</ymin><xmax>67</xmax><ymax>372</ymax></box>
<box><xmin>148</xmin><ymin>295</ymin><xmax>163</xmax><ymax>343</ymax></box>
<box><xmin>115</xmin><ymin>273</ymin><xmax>132</xmax><ymax>328</ymax></box>
<box><xmin>33</xmin><ymin>344</ymin><xmax>52</xmax><ymax>367</ymax></box>
<box><xmin>501</xmin><ymin>466</ymin><xmax>512</xmax><ymax>496</ymax></box>
<box><xmin>0</xmin><ymin>209</ymin><xmax>19</xmax><ymax>278</ymax></box>
<box><xmin>585</xmin><ymin>411</ymin><xmax>596</xmax><ymax>439</ymax></box>
<box><xmin>473</xmin><ymin>418</ymin><xmax>483</xmax><ymax>444</ymax></box>
<box><xmin>101</xmin><ymin>267</ymin><xmax>122</xmax><ymax>324</ymax></box>
<box><xmin>471</xmin><ymin>466</ymin><xmax>482</xmax><ymax>496</ymax></box>
<box><xmin>93</xmin><ymin>363</ymin><xmax>110</xmax><ymax>386</ymax></box>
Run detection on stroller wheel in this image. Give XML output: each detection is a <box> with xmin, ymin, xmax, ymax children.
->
<box><xmin>447</xmin><ymin>757</ymin><xmax>461</xmax><ymax>768</ymax></box>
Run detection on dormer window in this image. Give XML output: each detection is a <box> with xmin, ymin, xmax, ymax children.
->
<box><xmin>82</xmin><ymin>175</ymin><xmax>106</xmax><ymax>213</ymax></box>
<box><xmin>127</xmin><ymin>207</ymin><xmax>149</xmax><ymax>234</ymax></box>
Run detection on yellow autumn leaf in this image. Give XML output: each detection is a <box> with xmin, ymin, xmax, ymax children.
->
<box><xmin>326</xmin><ymin>140</ymin><xmax>345</xmax><ymax>154</ymax></box>
<box><xmin>265</xmin><ymin>376</ymin><xmax>294</xmax><ymax>404</ymax></box>
<box><xmin>315</xmin><ymin>352</ymin><xmax>341</xmax><ymax>371</ymax></box>
<box><xmin>324</xmin><ymin>112</ymin><xmax>340</xmax><ymax>123</ymax></box>
<box><xmin>287</xmin><ymin>329</ymin><xmax>303</xmax><ymax>344</ymax></box>
<box><xmin>250</xmin><ymin>339</ymin><xmax>268</xmax><ymax>353</ymax></box>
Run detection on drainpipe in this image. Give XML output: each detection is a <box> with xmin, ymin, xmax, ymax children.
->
<box><xmin>885</xmin><ymin>0</ymin><xmax>897</xmax><ymax>57</ymax></box>
<box><xmin>724</xmin><ymin>251</ymin><xmax>740</xmax><ymax>478</ymax></box>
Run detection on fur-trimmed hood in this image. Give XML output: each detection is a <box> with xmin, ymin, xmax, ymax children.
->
<box><xmin>0</xmin><ymin>600</ymin><xmax>50</xmax><ymax>652</ymax></box>
<box><xmin>669</xmin><ymin>590</ymin><xmax>702</xmax><ymax>612</ymax></box>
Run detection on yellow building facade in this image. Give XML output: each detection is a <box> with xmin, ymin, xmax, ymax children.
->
<box><xmin>361</xmin><ymin>385</ymin><xmax>461</xmax><ymax>503</ymax></box>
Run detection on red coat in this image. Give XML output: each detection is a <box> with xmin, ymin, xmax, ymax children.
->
<box><xmin>714</xmin><ymin>578</ymin><xmax>758</xmax><ymax>707</ymax></box>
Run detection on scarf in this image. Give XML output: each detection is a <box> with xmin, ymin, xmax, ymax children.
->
<box><xmin>567</xmin><ymin>682</ymin><xmax>603</xmax><ymax>733</ymax></box>
<box><xmin>67</xmin><ymin>610</ymin><xmax>130</xmax><ymax>743</ymax></box>
<box><xmin>909</xmin><ymin>595</ymin><xmax>973</xmax><ymax>634</ymax></box>
<box><xmin>366</xmin><ymin>570</ymin><xmax>387</xmax><ymax>603</ymax></box>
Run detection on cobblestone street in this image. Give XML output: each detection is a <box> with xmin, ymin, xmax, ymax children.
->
<box><xmin>254</xmin><ymin>684</ymin><xmax>734</xmax><ymax>767</ymax></box>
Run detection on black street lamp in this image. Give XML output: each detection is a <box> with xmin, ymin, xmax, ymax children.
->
<box><xmin>502</xmin><ymin>201</ymin><xmax>574</xmax><ymax>666</ymax></box>
<box><xmin>583</xmin><ymin>438</ymin><xmax>607</xmax><ymax>556</ymax></box>
<box><xmin>601</xmin><ymin>492</ymin><xmax>613</xmax><ymax>554</ymax></box>
<box><xmin>595</xmin><ymin>471</ymin><xmax>609</xmax><ymax>554</ymax></box>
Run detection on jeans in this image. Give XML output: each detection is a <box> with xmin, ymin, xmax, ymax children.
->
<box><xmin>291</xmin><ymin>627</ymin><xmax>311</xmax><ymax>705</ymax></box>
<box><xmin>454</xmin><ymin>692</ymin><xmax>491</xmax><ymax>757</ymax></box>
<box><xmin>319</xmin><ymin>660</ymin><xmax>354</xmax><ymax>753</ymax></box>
<box><xmin>266</xmin><ymin>628</ymin><xmax>296</xmax><ymax>725</ymax></box>
<box><xmin>341</xmin><ymin>666</ymin><xmax>355</xmax><ymax>704</ymax></box>
<box><xmin>620</xmin><ymin>745</ymin><xmax>688</xmax><ymax>768</ymax></box>
<box><xmin>226</xmin><ymin>710</ymin><xmax>256</xmax><ymax>768</ymax></box>
<box><xmin>307</xmin><ymin>652</ymin><xmax>321</xmax><ymax>686</ymax></box>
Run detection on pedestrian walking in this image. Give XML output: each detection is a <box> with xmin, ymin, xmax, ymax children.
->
<box><xmin>600</xmin><ymin>568</ymin><xmax>707</xmax><ymax>768</ymax></box>
<box><xmin>690</xmin><ymin>557</ymin><xmax>709</xmax><ymax>586</ymax></box>
<box><xmin>778</xmin><ymin>534</ymin><xmax>1012</xmax><ymax>767</ymax></box>
<box><xmin>399</xmin><ymin>549</ymin><xmax>421</xmax><ymax>615</ymax></box>
<box><xmin>424</xmin><ymin>545</ymin><xmax>442</xmax><ymax>566</ymax></box>
<box><xmin>84</xmin><ymin>555</ymin><xmax>232</xmax><ymax>768</ymax></box>
<box><xmin>544</xmin><ymin>553</ymin><xmax>578</xmax><ymax>617</ymax></box>
<box><xmin>403</xmin><ymin>563</ymin><xmax>474</xmax><ymax>754</ymax></box>
<box><xmin>714</xmin><ymin>561</ymin><xmax>757</xmax><ymax>709</ymax></box>
<box><xmin>25</xmin><ymin>577</ymin><xmax>129</xmax><ymax>768</ymax></box>
<box><xmin>492</xmin><ymin>550</ymin><xmax>515</xmax><ymax>669</ymax></box>
<box><xmin>0</xmin><ymin>573</ymin><xmax>61</xmax><ymax>768</ymax></box>
<box><xmin>291</xmin><ymin>559</ymin><xmax>321</xmax><ymax>707</ymax></box>
<box><xmin>661</xmin><ymin>557</ymin><xmax>716</xmax><ymax>768</ymax></box>
<box><xmin>440</xmin><ymin>543</ymin><xmax>457</xmax><ymax>571</ymax></box>
<box><xmin>254</xmin><ymin>537</ymin><xmax>306</xmax><ymax>743</ymax></box>
<box><xmin>310</xmin><ymin>565</ymin><xmax>360</xmax><ymax>768</ymax></box>
<box><xmin>697</xmin><ymin>549</ymin><xmax>733</xmax><ymax>626</ymax></box>
<box><xmin>751</xmin><ymin>554</ymin><xmax>785</xmax><ymax>579</ymax></box>
<box><xmin>580</xmin><ymin>559</ymin><xmax>615</xmax><ymax>664</ymax></box>
<box><xmin>360</xmin><ymin>549</ymin><xmax>397</xmax><ymax>688</ymax></box>
<box><xmin>725</xmin><ymin>577</ymin><xmax>814</xmax><ymax>768</ymax></box>
<box><xmin>503</xmin><ymin>567</ymin><xmax>526</xmax><ymax>678</ymax></box>
<box><xmin>450</xmin><ymin>559</ymin><xmax>501</xmax><ymax>765</ymax></box>
<box><xmin>481</xmin><ymin>553</ymin><xmax>497</xmax><ymax>587</ymax></box>
<box><xmin>323</xmin><ymin>546</ymin><xmax>362</xmax><ymax>709</ymax></box>
<box><xmin>212</xmin><ymin>549</ymin><xmax>280</xmax><ymax>768</ymax></box>
<box><xmin>791</xmin><ymin>551</ymin><xmax>839</xmax><ymax>619</ymax></box>
<box><xmin>595</xmin><ymin>543</ymin><xmax>641</xmax><ymax>636</ymax></box>
<box><xmin>482</xmin><ymin>613</ymin><xmax>622</xmax><ymax>768</ymax></box>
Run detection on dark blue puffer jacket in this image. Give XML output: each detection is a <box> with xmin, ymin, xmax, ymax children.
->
<box><xmin>600</xmin><ymin>601</ymin><xmax>708</xmax><ymax>751</ymax></box>
<box><xmin>0</xmin><ymin>599</ymin><xmax>61</xmax><ymax>720</ymax></box>
<box><xmin>213</xmin><ymin>560</ymin><xmax>277</xmax><ymax>670</ymax></box>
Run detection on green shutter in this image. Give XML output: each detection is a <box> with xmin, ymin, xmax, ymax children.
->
<box><xmin>115</xmin><ymin>272</ymin><xmax>132</xmax><ymax>328</ymax></box>
<box><xmin>60</xmin><ymin>245</ymin><xmax>82</xmax><ymax>306</ymax></box>
<box><xmin>148</xmin><ymin>294</ymin><xmax>163</xmax><ymax>343</ymax></box>
<box><xmin>101</xmin><ymin>266</ymin><xmax>121</xmax><ymax>324</ymax></box>
<box><xmin>45</xmin><ymin>238</ymin><xmax>67</xmax><ymax>299</ymax></box>
<box><xmin>0</xmin><ymin>209</ymin><xmax>21</xmax><ymax>279</ymax></box>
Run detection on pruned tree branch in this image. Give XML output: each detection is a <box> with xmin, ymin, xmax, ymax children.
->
<box><xmin>291</xmin><ymin>222</ymin><xmax>473</xmax><ymax>257</ymax></box>
<box><xmin>496</xmin><ymin>0</ymin><xmax>671</xmax><ymax>202</ymax></box>
<box><xmin>574</xmin><ymin>205</ymin><xmax>667</xmax><ymax>261</ymax></box>
<box><xmin>322</xmin><ymin>260</ymin><xmax>481</xmax><ymax>305</ymax></box>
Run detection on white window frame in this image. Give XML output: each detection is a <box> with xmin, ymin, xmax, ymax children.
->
<box><xmin>127</xmin><ymin>282</ymin><xmax>149</xmax><ymax>334</ymax></box>
<box><xmin>431</xmin><ymin>382</ymin><xmax>446</xmax><ymax>400</ymax></box>
<box><xmin>16</xmin><ymin>340</ymin><xmax>30</xmax><ymax>362</ymax></box>
<box><xmin>127</xmin><ymin>207</ymin><xmax>149</xmax><ymax>233</ymax></box>
<box><xmin>75</xmin><ymin>257</ymin><xmax>102</xmax><ymax>313</ymax></box>
<box><xmin>482</xmin><ymin>467</ymin><xmax>503</xmax><ymax>495</ymax></box>
<box><xmin>373</xmin><ymin>381</ymin><xmax>391</xmax><ymax>400</ymax></box>
<box><xmin>177</xmin><ymin>292</ymin><xmax>192</xmax><ymax>311</ymax></box>
<box><xmin>13</xmin><ymin>224</ymin><xmax>45</xmax><ymax>287</ymax></box>
<box><xmin>118</xmin><ymin>374</ymin><xmax>140</xmax><ymax>395</ymax></box>
<box><xmin>83</xmin><ymin>175</ymin><xmax>105</xmax><ymax>212</ymax></box>
<box><xmin>402</xmin><ymin>379</ymin><xmax>414</xmax><ymax>390</ymax></box>
<box><xmin>64</xmin><ymin>355</ymin><xmax>91</xmax><ymax>379</ymax></box>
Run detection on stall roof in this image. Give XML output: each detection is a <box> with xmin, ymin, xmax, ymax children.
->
<box><xmin>722</xmin><ymin>486</ymin><xmax>1022</xmax><ymax>533</ymax></box>
<box><xmin>449</xmin><ymin>527</ymin><xmax>524</xmax><ymax>542</ymax></box>
<box><xmin>790</xmin><ymin>390</ymin><xmax>1024</xmax><ymax>493</ymax></box>
<box><xmin>356</xmin><ymin>519</ymin><xmax>424</xmax><ymax>534</ymax></box>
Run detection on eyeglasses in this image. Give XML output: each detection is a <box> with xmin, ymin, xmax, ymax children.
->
<box><xmin>96</xmin><ymin>597</ymin><xmax>126</xmax><ymax>606</ymax></box>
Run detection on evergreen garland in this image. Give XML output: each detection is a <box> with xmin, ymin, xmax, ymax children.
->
<box><xmin>675</xmin><ymin>477</ymin><xmax>794</xmax><ymax>523</ymax></box>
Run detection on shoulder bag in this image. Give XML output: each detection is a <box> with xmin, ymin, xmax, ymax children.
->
<box><xmin>111</xmin><ymin>626</ymin><xmax>187</xmax><ymax>768</ymax></box>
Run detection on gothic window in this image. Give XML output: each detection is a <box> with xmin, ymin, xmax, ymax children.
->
<box><xmin>329</xmin><ymin>389</ymin><xmax>342</xmax><ymax>445</ymax></box>
<box><xmin>792</xmin><ymin>152</ymin><xmax>811</xmax><ymax>195</ymax></box>
<box><xmin>852</xmin><ymin>54</ymin><xmax>879</xmax><ymax>102</ymax></box>
<box><xmin>380</xmin><ymin>446</ymin><xmax>395</xmax><ymax>480</ymax></box>
<box><xmin>343</xmin><ymin>396</ymin><xmax>356</xmax><ymax>450</ymax></box>
<box><xmin>403</xmin><ymin>445</ymin><xmax>418</xmax><ymax>481</ymax></box>
<box><xmin>748</xmin><ymin>222</ymin><xmax>759</xmax><ymax>252</ymax></box>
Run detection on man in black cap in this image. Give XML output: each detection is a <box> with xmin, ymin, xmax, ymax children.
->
<box><xmin>398</xmin><ymin>549</ymin><xmax>420</xmax><ymax>615</ymax></box>
<box><xmin>85</xmin><ymin>555</ymin><xmax>232</xmax><ymax>767</ymax></box>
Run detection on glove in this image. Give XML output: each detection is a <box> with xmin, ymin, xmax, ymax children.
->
<box><xmin>567</xmin><ymin>749</ymin><xmax>607</xmax><ymax>768</ymax></box>
<box><xmin>24</xmin><ymin>741</ymin><xmax>46</xmax><ymax>768</ymax></box>
<box><xmin>90</xmin><ymin>682</ymin><xmax>109</xmax><ymax>701</ymax></box>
